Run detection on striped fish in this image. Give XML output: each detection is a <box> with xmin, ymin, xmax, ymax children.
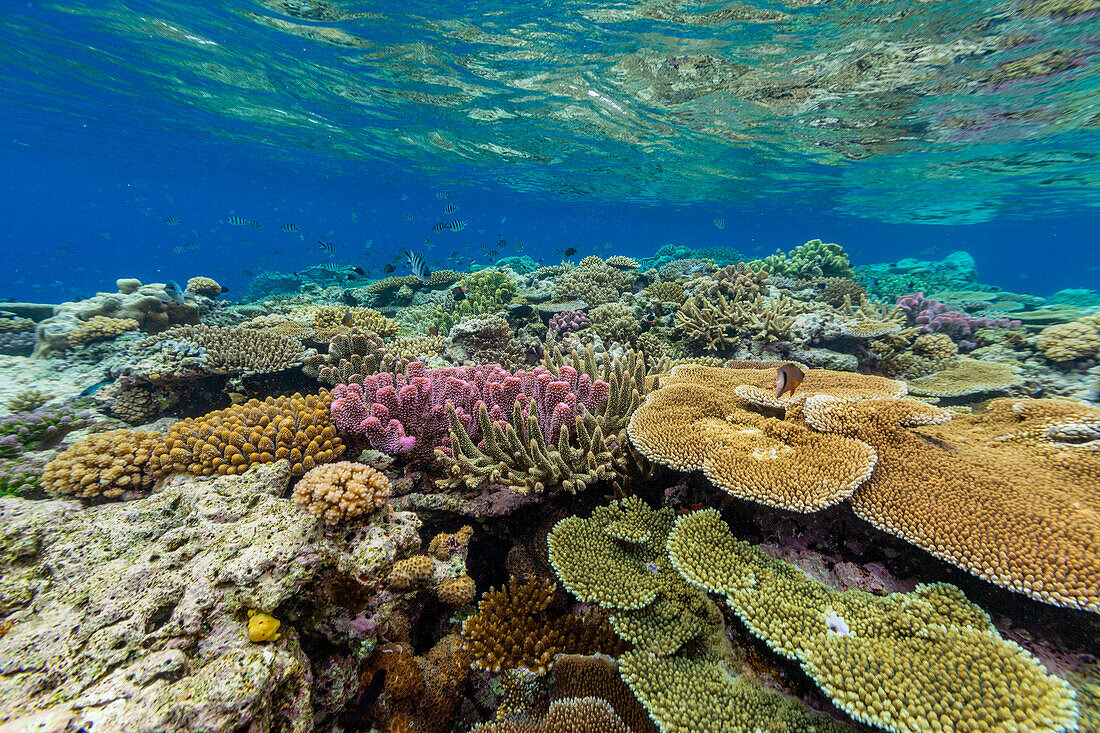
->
<box><xmin>225</xmin><ymin>216</ymin><xmax>249</xmax><ymax>226</ymax></box>
<box><xmin>248</xmin><ymin>220</ymin><xmax>263</xmax><ymax>228</ymax></box>
<box><xmin>431</xmin><ymin>219</ymin><xmax>468</xmax><ymax>232</ymax></box>
<box><xmin>435</xmin><ymin>191</ymin><xmax>450</xmax><ymax>200</ymax></box>
<box><xmin>443</xmin><ymin>203</ymin><xmax>460</xmax><ymax>213</ymax></box>
<box><xmin>280</xmin><ymin>223</ymin><xmax>300</xmax><ymax>232</ymax></box>
<box><xmin>318</xmin><ymin>240</ymin><xmax>335</xmax><ymax>255</ymax></box>
<box><xmin>163</xmin><ymin>215</ymin><xmax>181</xmax><ymax>226</ymax></box>
<box><xmin>403</xmin><ymin>249</ymin><xmax>432</xmax><ymax>281</ymax></box>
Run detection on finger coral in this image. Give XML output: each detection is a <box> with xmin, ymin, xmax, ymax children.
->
<box><xmin>68</xmin><ymin>316</ymin><xmax>140</xmax><ymax>346</ymax></box>
<box><xmin>291</xmin><ymin>460</ymin><xmax>391</xmax><ymax>523</ymax></box>
<box><xmin>152</xmin><ymin>392</ymin><xmax>344</xmax><ymax>477</ymax></box>
<box><xmin>669</xmin><ymin>509</ymin><xmax>1079</xmax><ymax>733</ymax></box>
<box><xmin>42</xmin><ymin>429</ymin><xmax>163</xmax><ymax>500</ymax></box>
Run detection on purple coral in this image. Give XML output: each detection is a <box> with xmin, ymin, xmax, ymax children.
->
<box><xmin>330</xmin><ymin>361</ymin><xmax>610</xmax><ymax>463</ymax></box>
<box><xmin>0</xmin><ymin>403</ymin><xmax>95</xmax><ymax>451</ymax></box>
<box><xmin>547</xmin><ymin>310</ymin><xmax>590</xmax><ymax>339</ymax></box>
<box><xmin>896</xmin><ymin>292</ymin><xmax>1020</xmax><ymax>348</ymax></box>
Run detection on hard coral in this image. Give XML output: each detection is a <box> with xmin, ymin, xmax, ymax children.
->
<box><xmin>291</xmin><ymin>460</ymin><xmax>391</xmax><ymax>523</ymax></box>
<box><xmin>755</xmin><ymin>239</ymin><xmax>854</xmax><ymax>280</ymax></box>
<box><xmin>186</xmin><ymin>276</ymin><xmax>224</xmax><ymax>297</ymax></box>
<box><xmin>554</xmin><ymin>257</ymin><xmax>635</xmax><ymax>306</ymax></box>
<box><xmin>1036</xmin><ymin>320</ymin><xmax>1100</xmax><ymax>361</ymax></box>
<box><xmin>152</xmin><ymin>392</ymin><xmax>344</xmax><ymax>477</ymax></box>
<box><xmin>133</xmin><ymin>324</ymin><xmax>308</xmax><ymax>377</ymax></box>
<box><xmin>670</xmin><ymin>509</ymin><xmax>1079</xmax><ymax>733</ymax></box>
<box><xmin>547</xmin><ymin>309</ymin><xmax>591</xmax><ymax>339</ymax></box>
<box><xmin>42</xmin><ymin>429</ymin><xmax>163</xmax><ymax>500</ymax></box>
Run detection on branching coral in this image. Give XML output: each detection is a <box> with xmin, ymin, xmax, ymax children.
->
<box><xmin>554</xmin><ymin>257</ymin><xmax>636</xmax><ymax>306</ymax></box>
<box><xmin>291</xmin><ymin>460</ymin><xmax>391</xmax><ymax>523</ymax></box>
<box><xmin>42</xmin><ymin>429</ymin><xmax>163</xmax><ymax>500</ymax></box>
<box><xmin>588</xmin><ymin>303</ymin><xmax>641</xmax><ymax>347</ymax></box>
<box><xmin>152</xmin><ymin>392</ymin><xmax>344</xmax><ymax>477</ymax></box>
<box><xmin>133</xmin><ymin>325</ymin><xmax>308</xmax><ymax>377</ymax></box>
<box><xmin>669</xmin><ymin>509</ymin><xmax>1079</xmax><ymax>733</ymax></box>
<box><xmin>302</xmin><ymin>328</ymin><xmax>406</xmax><ymax>386</ymax></box>
<box><xmin>755</xmin><ymin>239</ymin><xmax>854</xmax><ymax>280</ymax></box>
<box><xmin>686</xmin><ymin>262</ymin><xmax>771</xmax><ymax>302</ymax></box>
<box><xmin>310</xmin><ymin>305</ymin><xmax>400</xmax><ymax>340</ymax></box>
<box><xmin>460</xmin><ymin>577</ymin><xmax>622</xmax><ymax>675</ymax></box>
<box><xmin>68</xmin><ymin>316</ymin><xmax>140</xmax><ymax>346</ymax></box>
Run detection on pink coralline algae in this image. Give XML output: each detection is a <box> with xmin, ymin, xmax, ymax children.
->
<box><xmin>547</xmin><ymin>310</ymin><xmax>590</xmax><ymax>339</ymax></box>
<box><xmin>330</xmin><ymin>361</ymin><xmax>610</xmax><ymax>463</ymax></box>
<box><xmin>896</xmin><ymin>292</ymin><xmax>1021</xmax><ymax>348</ymax></box>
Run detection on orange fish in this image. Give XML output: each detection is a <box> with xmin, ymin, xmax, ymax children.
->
<box><xmin>774</xmin><ymin>363</ymin><xmax>805</xmax><ymax>399</ymax></box>
<box><xmin>341</xmin><ymin>310</ymin><xmax>355</xmax><ymax>327</ymax></box>
<box><xmin>429</xmin><ymin>326</ymin><xmax>440</xmax><ymax>336</ymax></box>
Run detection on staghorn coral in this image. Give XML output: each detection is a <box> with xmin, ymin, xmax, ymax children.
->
<box><xmin>41</xmin><ymin>429</ymin><xmax>163</xmax><ymax>500</ymax></box>
<box><xmin>152</xmin><ymin>391</ymin><xmax>344</xmax><ymax>477</ymax></box>
<box><xmin>68</xmin><ymin>316</ymin><xmax>140</xmax><ymax>346</ymax></box>
<box><xmin>554</xmin><ymin>257</ymin><xmax>636</xmax><ymax>307</ymax></box>
<box><xmin>906</xmin><ymin>358</ymin><xmax>1022</xmax><ymax>397</ymax></box>
<box><xmin>669</xmin><ymin>509</ymin><xmax>1079</xmax><ymax>733</ymax></box>
<box><xmin>754</xmin><ymin>239</ymin><xmax>854</xmax><ymax>280</ymax></box>
<box><xmin>675</xmin><ymin>294</ymin><xmax>739</xmax><ymax>353</ymax></box>
<box><xmin>626</xmin><ymin>364</ymin><xmax>901</xmax><ymax>511</ymax></box>
<box><xmin>186</xmin><ymin>276</ymin><xmax>224</xmax><ymax>297</ymax></box>
<box><xmin>1036</xmin><ymin>321</ymin><xmax>1100</xmax><ymax>361</ymax></box>
<box><xmin>133</xmin><ymin>325</ymin><xmax>308</xmax><ymax>377</ymax></box>
<box><xmin>686</xmin><ymin>262</ymin><xmax>771</xmax><ymax>302</ymax></box>
<box><xmin>804</xmin><ymin>396</ymin><xmax>1100</xmax><ymax>613</ymax></box>
<box><xmin>460</xmin><ymin>577</ymin><xmax>621</xmax><ymax>675</ymax></box>
<box><xmin>291</xmin><ymin>460</ymin><xmax>391</xmax><ymax>523</ymax></box>
<box><xmin>588</xmin><ymin>302</ymin><xmax>640</xmax><ymax>347</ymax></box>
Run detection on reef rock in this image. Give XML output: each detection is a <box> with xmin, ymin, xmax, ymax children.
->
<box><xmin>0</xmin><ymin>461</ymin><xmax>422</xmax><ymax>732</ymax></box>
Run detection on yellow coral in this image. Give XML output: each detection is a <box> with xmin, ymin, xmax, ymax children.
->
<box><xmin>291</xmin><ymin>460</ymin><xmax>391</xmax><ymax>523</ymax></box>
<box><xmin>186</xmin><ymin>276</ymin><xmax>224</xmax><ymax>297</ymax></box>
<box><xmin>42</xmin><ymin>429</ymin><xmax>163</xmax><ymax>500</ymax></box>
<box><xmin>1036</xmin><ymin>321</ymin><xmax>1100</xmax><ymax>361</ymax></box>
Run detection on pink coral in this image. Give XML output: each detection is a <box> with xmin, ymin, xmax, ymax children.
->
<box><xmin>331</xmin><ymin>362</ymin><xmax>610</xmax><ymax>463</ymax></box>
<box><xmin>896</xmin><ymin>292</ymin><xmax>1020</xmax><ymax>349</ymax></box>
<box><xmin>547</xmin><ymin>309</ymin><xmax>590</xmax><ymax>339</ymax></box>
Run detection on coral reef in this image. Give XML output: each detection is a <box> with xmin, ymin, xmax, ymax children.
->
<box><xmin>547</xmin><ymin>309</ymin><xmax>591</xmax><ymax>339</ymax></box>
<box><xmin>754</xmin><ymin>239</ymin><xmax>854</xmax><ymax>280</ymax></box>
<box><xmin>132</xmin><ymin>324</ymin><xmax>308</xmax><ymax>377</ymax></box>
<box><xmin>291</xmin><ymin>460</ymin><xmax>392</xmax><ymax>523</ymax></box>
<box><xmin>41</xmin><ymin>429</ymin><xmax>163</xmax><ymax>500</ymax></box>
<box><xmin>554</xmin><ymin>257</ymin><xmax>636</xmax><ymax>306</ymax></box>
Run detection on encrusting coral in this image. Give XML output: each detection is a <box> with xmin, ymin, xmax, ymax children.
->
<box><xmin>669</xmin><ymin>509</ymin><xmax>1079</xmax><ymax>733</ymax></box>
<box><xmin>152</xmin><ymin>392</ymin><xmax>344</xmax><ymax>477</ymax></box>
<box><xmin>291</xmin><ymin>460</ymin><xmax>391</xmax><ymax>523</ymax></box>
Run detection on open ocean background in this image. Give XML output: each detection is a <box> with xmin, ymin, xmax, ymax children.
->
<box><xmin>1</xmin><ymin>1</ymin><xmax>1098</xmax><ymax>301</ymax></box>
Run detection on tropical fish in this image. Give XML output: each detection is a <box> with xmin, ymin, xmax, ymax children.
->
<box><xmin>775</xmin><ymin>363</ymin><xmax>805</xmax><ymax>400</ymax></box>
<box><xmin>163</xmin><ymin>215</ymin><xmax>181</xmax><ymax>226</ymax></box>
<box><xmin>351</xmin><ymin>212</ymin><xmax>359</xmax><ymax>223</ymax></box>
<box><xmin>403</xmin><ymin>249</ymin><xmax>431</xmax><ymax>281</ymax></box>
<box><xmin>429</xmin><ymin>326</ymin><xmax>440</xmax><ymax>336</ymax></box>
<box><xmin>487</xmin><ymin>250</ymin><xmax>499</xmax><ymax>259</ymax></box>
<box><xmin>280</xmin><ymin>223</ymin><xmax>300</xmax><ymax>232</ymax></box>
<box><xmin>364</xmin><ymin>239</ymin><xmax>373</xmax><ymax>250</ymax></box>
<box><xmin>451</xmin><ymin>285</ymin><xmax>467</xmax><ymax>301</ymax></box>
<box><xmin>713</xmin><ymin>217</ymin><xmax>726</xmax><ymax>230</ymax></box>
<box><xmin>341</xmin><ymin>310</ymin><xmax>355</xmax><ymax>327</ymax></box>
<box><xmin>225</xmin><ymin>216</ymin><xmax>249</xmax><ymax>226</ymax></box>
<box><xmin>443</xmin><ymin>203</ymin><xmax>460</xmax><ymax>213</ymax></box>
<box><xmin>403</xmin><ymin>214</ymin><xmax>415</xmax><ymax>221</ymax></box>
<box><xmin>383</xmin><ymin>264</ymin><xmax>395</xmax><ymax>273</ymax></box>
<box><xmin>436</xmin><ymin>191</ymin><xmax>450</xmax><ymax>200</ymax></box>
<box><xmin>447</xmin><ymin>220</ymin><xmax>468</xmax><ymax>232</ymax></box>
<box><xmin>248</xmin><ymin>220</ymin><xmax>263</xmax><ymax>228</ymax></box>
<box><xmin>318</xmin><ymin>240</ymin><xmax>335</xmax><ymax>255</ymax></box>
<box><xmin>561</xmin><ymin>247</ymin><xmax>577</xmax><ymax>257</ymax></box>
<box><xmin>163</xmin><ymin>280</ymin><xmax>186</xmax><ymax>305</ymax></box>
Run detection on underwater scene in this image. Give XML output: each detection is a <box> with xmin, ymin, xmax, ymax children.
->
<box><xmin>2</xmin><ymin>1</ymin><xmax>1100</xmax><ymax>732</ymax></box>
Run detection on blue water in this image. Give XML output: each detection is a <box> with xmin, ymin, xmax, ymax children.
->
<box><xmin>1</xmin><ymin>1</ymin><xmax>1099</xmax><ymax>302</ymax></box>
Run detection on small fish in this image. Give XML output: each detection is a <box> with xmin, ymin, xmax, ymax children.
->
<box><xmin>775</xmin><ymin>363</ymin><xmax>805</xmax><ymax>400</ymax></box>
<box><xmin>228</xmin><ymin>392</ymin><xmax>247</xmax><ymax>405</ymax></box>
<box><xmin>401</xmin><ymin>193</ymin><xmax>409</xmax><ymax>200</ymax></box>
<box><xmin>248</xmin><ymin>220</ymin><xmax>263</xmax><ymax>228</ymax></box>
<box><xmin>424</xmin><ymin>235</ymin><xmax>433</xmax><ymax>247</ymax></box>
<box><xmin>341</xmin><ymin>310</ymin><xmax>355</xmax><ymax>327</ymax></box>
<box><xmin>280</xmin><ymin>223</ymin><xmax>300</xmax><ymax>233</ymax></box>
<box><xmin>403</xmin><ymin>248</ymin><xmax>432</xmax><ymax>280</ymax></box>
<box><xmin>500</xmin><ymin>216</ymin><xmax>506</xmax><ymax>224</ymax></box>
<box><xmin>451</xmin><ymin>285</ymin><xmax>467</xmax><ymax>301</ymax></box>
<box><xmin>163</xmin><ymin>280</ymin><xmax>186</xmax><ymax>305</ymax></box>
<box><xmin>431</xmin><ymin>221</ymin><xmax>448</xmax><ymax>232</ymax></box>
<box><xmin>170</xmin><ymin>245</ymin><xmax>185</xmax><ymax>254</ymax></box>
<box><xmin>364</xmin><ymin>239</ymin><xmax>373</xmax><ymax>249</ymax></box>
<box><xmin>713</xmin><ymin>217</ymin><xmax>726</xmax><ymax>230</ymax></box>
<box><xmin>54</xmin><ymin>245</ymin><xmax>75</xmax><ymax>254</ymax></box>
<box><xmin>403</xmin><ymin>214</ymin><xmax>415</xmax><ymax>221</ymax></box>
<box><xmin>514</xmin><ymin>240</ymin><xmax>525</xmax><ymax>251</ymax></box>
<box><xmin>351</xmin><ymin>212</ymin><xmax>359</xmax><ymax>223</ymax></box>
<box><xmin>225</xmin><ymin>216</ymin><xmax>249</xmax><ymax>226</ymax></box>
<box><xmin>436</xmin><ymin>190</ymin><xmax>450</xmax><ymax>200</ymax></box>
<box><xmin>163</xmin><ymin>215</ymin><xmax>181</xmax><ymax>226</ymax></box>
<box><xmin>443</xmin><ymin>203</ymin><xmax>460</xmax><ymax>213</ymax></box>
<box><xmin>241</xmin><ymin>269</ymin><xmax>255</xmax><ymax>277</ymax></box>
<box><xmin>487</xmin><ymin>250</ymin><xmax>499</xmax><ymax>259</ymax></box>
<box><xmin>318</xmin><ymin>240</ymin><xmax>335</xmax><ymax>255</ymax></box>
<box><xmin>562</xmin><ymin>247</ymin><xmax>577</xmax><ymax>257</ymax></box>
<box><xmin>429</xmin><ymin>326</ymin><xmax>440</xmax><ymax>336</ymax></box>
<box><xmin>444</xmin><ymin>219</ymin><xmax>468</xmax><ymax>232</ymax></box>
<box><xmin>449</xmin><ymin>250</ymin><xmax>460</xmax><ymax>258</ymax></box>
<box><xmin>383</xmin><ymin>264</ymin><xmax>395</xmax><ymax>273</ymax></box>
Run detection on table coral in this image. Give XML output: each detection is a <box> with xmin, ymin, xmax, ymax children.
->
<box><xmin>905</xmin><ymin>358</ymin><xmax>1022</xmax><ymax>397</ymax></box>
<box><xmin>804</xmin><ymin>396</ymin><xmax>1100</xmax><ymax>613</ymax></box>
<box><xmin>152</xmin><ymin>392</ymin><xmax>344</xmax><ymax>477</ymax></box>
<box><xmin>669</xmin><ymin>509</ymin><xmax>1079</xmax><ymax>733</ymax></box>
<box><xmin>626</xmin><ymin>364</ymin><xmax>901</xmax><ymax>511</ymax></box>
<box><xmin>291</xmin><ymin>460</ymin><xmax>391</xmax><ymax>523</ymax></box>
